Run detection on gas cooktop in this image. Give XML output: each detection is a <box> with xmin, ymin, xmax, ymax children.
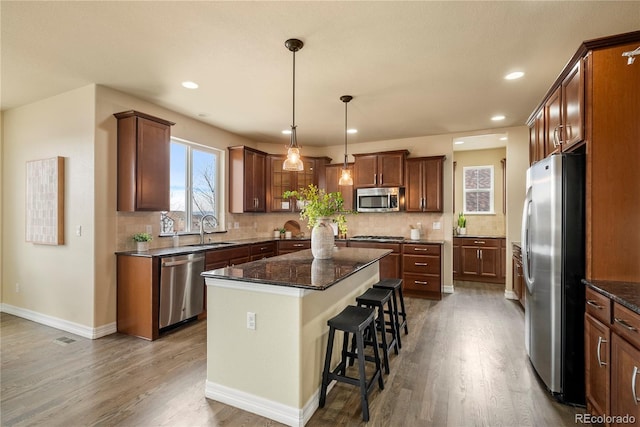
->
<box><xmin>351</xmin><ymin>235</ymin><xmax>404</xmax><ymax>242</ymax></box>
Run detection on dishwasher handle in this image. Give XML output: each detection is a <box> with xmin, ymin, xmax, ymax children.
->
<box><xmin>162</xmin><ymin>255</ymin><xmax>205</xmax><ymax>267</ymax></box>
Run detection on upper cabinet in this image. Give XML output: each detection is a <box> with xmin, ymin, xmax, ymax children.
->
<box><xmin>353</xmin><ymin>150</ymin><xmax>408</xmax><ymax>188</ymax></box>
<box><xmin>405</xmin><ymin>156</ymin><xmax>445</xmax><ymax>212</ymax></box>
<box><xmin>114</xmin><ymin>110</ymin><xmax>175</xmax><ymax>212</ymax></box>
<box><xmin>228</xmin><ymin>146</ymin><xmax>267</xmax><ymax>213</ymax></box>
<box><xmin>528</xmin><ymin>59</ymin><xmax>585</xmax><ymax>164</ymax></box>
<box><xmin>266</xmin><ymin>155</ymin><xmax>330</xmax><ymax>212</ymax></box>
<box><xmin>324</xmin><ymin>163</ymin><xmax>354</xmax><ymax>212</ymax></box>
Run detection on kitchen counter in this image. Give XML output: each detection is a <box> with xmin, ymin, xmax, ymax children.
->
<box><xmin>202</xmin><ymin>247</ymin><xmax>390</xmax><ymax>290</ymax></box>
<box><xmin>582</xmin><ymin>278</ymin><xmax>640</xmax><ymax>315</ymax></box>
<box><xmin>454</xmin><ymin>235</ymin><xmax>506</xmax><ymax>239</ymax></box>
<box><xmin>203</xmin><ymin>247</ymin><xmax>388</xmax><ymax>426</ymax></box>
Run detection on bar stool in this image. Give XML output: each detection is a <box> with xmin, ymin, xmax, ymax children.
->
<box><xmin>354</xmin><ymin>287</ymin><xmax>399</xmax><ymax>374</ymax></box>
<box><xmin>373</xmin><ymin>278</ymin><xmax>408</xmax><ymax>348</ymax></box>
<box><xmin>319</xmin><ymin>305</ymin><xmax>384</xmax><ymax>422</ymax></box>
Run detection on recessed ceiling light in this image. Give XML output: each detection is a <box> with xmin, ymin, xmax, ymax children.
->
<box><xmin>505</xmin><ymin>71</ymin><xmax>525</xmax><ymax>80</ymax></box>
<box><xmin>491</xmin><ymin>115</ymin><xmax>506</xmax><ymax>121</ymax></box>
<box><xmin>347</xmin><ymin>129</ymin><xmax>358</xmax><ymax>134</ymax></box>
<box><xmin>282</xmin><ymin>129</ymin><xmax>292</xmax><ymax>135</ymax></box>
<box><xmin>454</xmin><ymin>140</ymin><xmax>465</xmax><ymax>145</ymax></box>
<box><xmin>181</xmin><ymin>81</ymin><xmax>199</xmax><ymax>89</ymax></box>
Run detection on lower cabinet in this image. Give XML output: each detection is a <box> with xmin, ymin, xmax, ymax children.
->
<box><xmin>585</xmin><ymin>312</ymin><xmax>611</xmax><ymax>418</ymax></box>
<box><xmin>277</xmin><ymin>239</ymin><xmax>310</xmax><ymax>255</ymax></box>
<box><xmin>250</xmin><ymin>241</ymin><xmax>277</xmax><ymax>261</ymax></box>
<box><xmin>454</xmin><ymin>237</ymin><xmax>505</xmax><ymax>284</ymax></box>
<box><xmin>512</xmin><ymin>244</ymin><xmax>525</xmax><ymax>308</ymax></box>
<box><xmin>402</xmin><ymin>243</ymin><xmax>442</xmax><ymax>300</ymax></box>
<box><xmin>205</xmin><ymin>246</ymin><xmax>250</xmax><ymax>270</ymax></box>
<box><xmin>347</xmin><ymin>241</ymin><xmax>401</xmax><ymax>280</ymax></box>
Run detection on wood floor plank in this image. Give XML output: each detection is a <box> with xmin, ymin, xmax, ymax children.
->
<box><xmin>1</xmin><ymin>281</ymin><xmax>583</xmax><ymax>426</ymax></box>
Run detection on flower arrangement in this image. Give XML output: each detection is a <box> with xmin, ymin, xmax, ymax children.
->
<box><xmin>283</xmin><ymin>184</ymin><xmax>352</xmax><ymax>236</ymax></box>
<box><xmin>132</xmin><ymin>232</ymin><xmax>153</xmax><ymax>242</ymax></box>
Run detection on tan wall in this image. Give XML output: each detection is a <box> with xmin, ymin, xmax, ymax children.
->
<box><xmin>453</xmin><ymin>147</ymin><xmax>507</xmax><ymax>236</ymax></box>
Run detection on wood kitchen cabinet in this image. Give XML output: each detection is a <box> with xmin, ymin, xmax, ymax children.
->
<box><xmin>228</xmin><ymin>146</ymin><xmax>267</xmax><ymax>213</ymax></box>
<box><xmin>205</xmin><ymin>245</ymin><xmax>250</xmax><ymax>270</ymax></box>
<box><xmin>266</xmin><ymin>155</ymin><xmax>330</xmax><ymax>212</ymax></box>
<box><xmin>250</xmin><ymin>241</ymin><xmax>277</xmax><ymax>261</ymax></box>
<box><xmin>512</xmin><ymin>244</ymin><xmax>524</xmax><ymax>308</ymax></box>
<box><xmin>402</xmin><ymin>243</ymin><xmax>442</xmax><ymax>300</ymax></box>
<box><xmin>347</xmin><ymin>240</ymin><xmax>401</xmax><ymax>280</ymax></box>
<box><xmin>324</xmin><ymin>163</ymin><xmax>354</xmax><ymax>211</ymax></box>
<box><xmin>353</xmin><ymin>150</ymin><xmax>408</xmax><ymax>188</ymax></box>
<box><xmin>114</xmin><ymin>110</ymin><xmax>175</xmax><ymax>212</ymax></box>
<box><xmin>528</xmin><ymin>109</ymin><xmax>545</xmax><ymax>165</ymax></box>
<box><xmin>454</xmin><ymin>237</ymin><xmax>505</xmax><ymax>284</ymax></box>
<box><xmin>405</xmin><ymin>156</ymin><xmax>445</xmax><ymax>212</ymax></box>
<box><xmin>277</xmin><ymin>239</ymin><xmax>310</xmax><ymax>255</ymax></box>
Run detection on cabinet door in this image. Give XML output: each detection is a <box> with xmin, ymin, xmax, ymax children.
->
<box><xmin>248</xmin><ymin>150</ymin><xmax>266</xmax><ymax>212</ymax></box>
<box><xmin>268</xmin><ymin>155</ymin><xmax>294</xmax><ymax>212</ymax></box>
<box><xmin>479</xmin><ymin>247</ymin><xmax>499</xmax><ymax>278</ymax></box>
<box><xmin>585</xmin><ymin>314</ymin><xmax>611</xmax><ymax>418</ymax></box>
<box><xmin>136</xmin><ymin>117</ymin><xmax>170</xmax><ymax>211</ymax></box>
<box><xmin>353</xmin><ymin>154</ymin><xmax>378</xmax><ymax>187</ymax></box>
<box><xmin>325</xmin><ymin>164</ymin><xmax>354</xmax><ymax>211</ymax></box>
<box><xmin>423</xmin><ymin>157</ymin><xmax>443</xmax><ymax>212</ymax></box>
<box><xmin>529</xmin><ymin>109</ymin><xmax>545</xmax><ymax>165</ymax></box>
<box><xmin>611</xmin><ymin>333</ymin><xmax>639</xmax><ymax>424</ymax></box>
<box><xmin>561</xmin><ymin>60</ymin><xmax>584</xmax><ymax>152</ymax></box>
<box><xmin>544</xmin><ymin>86</ymin><xmax>562</xmax><ymax>157</ymax></box>
<box><xmin>378</xmin><ymin>153</ymin><xmax>405</xmax><ymax>187</ymax></box>
<box><xmin>405</xmin><ymin>159</ymin><xmax>424</xmax><ymax>212</ymax></box>
<box><xmin>453</xmin><ymin>241</ymin><xmax>461</xmax><ymax>277</ymax></box>
<box><xmin>461</xmin><ymin>246</ymin><xmax>481</xmax><ymax>275</ymax></box>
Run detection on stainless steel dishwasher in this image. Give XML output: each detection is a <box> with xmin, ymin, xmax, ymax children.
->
<box><xmin>159</xmin><ymin>253</ymin><xmax>205</xmax><ymax>329</ymax></box>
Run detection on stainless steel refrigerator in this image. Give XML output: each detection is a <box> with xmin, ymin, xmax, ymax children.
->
<box><xmin>521</xmin><ymin>153</ymin><xmax>585</xmax><ymax>405</ymax></box>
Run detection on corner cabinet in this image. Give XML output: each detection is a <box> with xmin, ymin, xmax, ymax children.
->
<box><xmin>266</xmin><ymin>155</ymin><xmax>330</xmax><ymax>212</ymax></box>
<box><xmin>353</xmin><ymin>150</ymin><xmax>408</xmax><ymax>188</ymax></box>
<box><xmin>114</xmin><ymin>110</ymin><xmax>175</xmax><ymax>212</ymax></box>
<box><xmin>405</xmin><ymin>156</ymin><xmax>445</xmax><ymax>212</ymax></box>
<box><xmin>228</xmin><ymin>146</ymin><xmax>267</xmax><ymax>213</ymax></box>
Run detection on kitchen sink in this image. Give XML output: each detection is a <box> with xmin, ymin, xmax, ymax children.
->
<box><xmin>188</xmin><ymin>242</ymin><xmax>236</xmax><ymax>248</ymax></box>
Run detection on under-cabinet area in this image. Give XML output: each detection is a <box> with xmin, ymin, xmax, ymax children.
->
<box><xmin>583</xmin><ymin>281</ymin><xmax>640</xmax><ymax>426</ymax></box>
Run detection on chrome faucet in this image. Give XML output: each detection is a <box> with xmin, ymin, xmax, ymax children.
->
<box><xmin>199</xmin><ymin>214</ymin><xmax>218</xmax><ymax>244</ymax></box>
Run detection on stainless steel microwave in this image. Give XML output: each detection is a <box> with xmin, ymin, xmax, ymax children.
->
<box><xmin>356</xmin><ymin>187</ymin><xmax>404</xmax><ymax>212</ymax></box>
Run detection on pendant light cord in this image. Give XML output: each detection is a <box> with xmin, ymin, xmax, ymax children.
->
<box><xmin>343</xmin><ymin>101</ymin><xmax>348</xmax><ymax>167</ymax></box>
<box><xmin>292</xmin><ymin>49</ymin><xmax>296</xmax><ymax>128</ymax></box>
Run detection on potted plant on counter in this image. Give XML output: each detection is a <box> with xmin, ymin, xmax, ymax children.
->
<box><xmin>283</xmin><ymin>184</ymin><xmax>352</xmax><ymax>259</ymax></box>
<box><xmin>457</xmin><ymin>213</ymin><xmax>467</xmax><ymax>235</ymax></box>
<box><xmin>132</xmin><ymin>232</ymin><xmax>153</xmax><ymax>252</ymax></box>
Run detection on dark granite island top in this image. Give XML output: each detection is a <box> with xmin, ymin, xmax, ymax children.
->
<box><xmin>202</xmin><ymin>247</ymin><xmax>391</xmax><ymax>291</ymax></box>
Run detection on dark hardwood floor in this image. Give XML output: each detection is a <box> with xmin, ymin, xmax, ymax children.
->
<box><xmin>1</xmin><ymin>281</ymin><xmax>583</xmax><ymax>426</ymax></box>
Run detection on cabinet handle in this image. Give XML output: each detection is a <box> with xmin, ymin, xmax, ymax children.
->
<box><xmin>413</xmin><ymin>247</ymin><xmax>429</xmax><ymax>252</ymax></box>
<box><xmin>597</xmin><ymin>336</ymin><xmax>607</xmax><ymax>367</ymax></box>
<box><xmin>293</xmin><ymin>244</ymin><xmax>304</xmax><ymax>247</ymax></box>
<box><xmin>633</xmin><ymin>366</ymin><xmax>639</xmax><ymax>405</ymax></box>
<box><xmin>473</xmin><ymin>241</ymin><xmax>486</xmax><ymax>244</ymax></box>
<box><xmin>553</xmin><ymin>124</ymin><xmax>564</xmax><ymax>147</ymax></box>
<box><xmin>380</xmin><ymin>173</ymin><xmax>383</xmax><ymax>185</ymax></box>
<box><xmin>414</xmin><ymin>262</ymin><xmax>428</xmax><ymax>266</ymax></box>
<box><xmin>586</xmin><ymin>300</ymin><xmax>604</xmax><ymax>310</ymax></box>
<box><xmin>415</xmin><ymin>280</ymin><xmax>428</xmax><ymax>285</ymax></box>
<box><xmin>374</xmin><ymin>174</ymin><xmax>377</xmax><ymax>185</ymax></box>
<box><xmin>479</xmin><ymin>249</ymin><xmax>483</xmax><ymax>260</ymax></box>
<box><xmin>614</xmin><ymin>317</ymin><xmax>638</xmax><ymax>332</ymax></box>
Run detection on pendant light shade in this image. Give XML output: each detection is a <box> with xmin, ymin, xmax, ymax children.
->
<box><xmin>283</xmin><ymin>38</ymin><xmax>305</xmax><ymax>171</ymax></box>
<box><xmin>338</xmin><ymin>95</ymin><xmax>354</xmax><ymax>186</ymax></box>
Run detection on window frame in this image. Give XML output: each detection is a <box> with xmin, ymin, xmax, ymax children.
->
<box><xmin>462</xmin><ymin>165</ymin><xmax>495</xmax><ymax>215</ymax></box>
<box><xmin>162</xmin><ymin>137</ymin><xmax>225</xmax><ymax>235</ymax></box>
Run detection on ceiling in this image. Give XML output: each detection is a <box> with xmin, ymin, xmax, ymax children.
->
<box><xmin>2</xmin><ymin>1</ymin><xmax>639</xmax><ymax>147</ymax></box>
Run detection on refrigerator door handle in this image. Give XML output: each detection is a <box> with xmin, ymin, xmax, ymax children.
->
<box><xmin>521</xmin><ymin>192</ymin><xmax>533</xmax><ymax>293</ymax></box>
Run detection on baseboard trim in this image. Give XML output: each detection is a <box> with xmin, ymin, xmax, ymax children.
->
<box><xmin>204</xmin><ymin>379</ymin><xmax>335</xmax><ymax>427</ymax></box>
<box><xmin>0</xmin><ymin>303</ymin><xmax>116</xmax><ymax>339</ymax></box>
<box><xmin>504</xmin><ymin>290</ymin><xmax>517</xmax><ymax>300</ymax></box>
<box><xmin>443</xmin><ymin>284</ymin><xmax>454</xmax><ymax>294</ymax></box>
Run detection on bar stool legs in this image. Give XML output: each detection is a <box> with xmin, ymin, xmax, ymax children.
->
<box><xmin>373</xmin><ymin>278</ymin><xmax>408</xmax><ymax>349</ymax></box>
<box><xmin>319</xmin><ymin>305</ymin><xmax>384</xmax><ymax>422</ymax></box>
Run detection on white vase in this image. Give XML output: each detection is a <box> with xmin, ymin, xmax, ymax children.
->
<box><xmin>458</xmin><ymin>227</ymin><xmax>467</xmax><ymax>235</ymax></box>
<box><xmin>311</xmin><ymin>217</ymin><xmax>335</xmax><ymax>259</ymax></box>
<box><xmin>136</xmin><ymin>241</ymin><xmax>149</xmax><ymax>252</ymax></box>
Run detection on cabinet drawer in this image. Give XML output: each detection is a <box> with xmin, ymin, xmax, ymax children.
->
<box><xmin>585</xmin><ymin>287</ymin><xmax>612</xmax><ymax>325</ymax></box>
<box><xmin>403</xmin><ymin>273</ymin><xmax>440</xmax><ymax>293</ymax></box>
<box><xmin>348</xmin><ymin>241</ymin><xmax>401</xmax><ymax>253</ymax></box>
<box><xmin>206</xmin><ymin>246</ymin><xmax>250</xmax><ymax>264</ymax></box>
<box><xmin>403</xmin><ymin>255</ymin><xmax>441</xmax><ymax>274</ymax></box>
<box><xmin>613</xmin><ymin>303</ymin><xmax>640</xmax><ymax>349</ymax></box>
<box><xmin>278</xmin><ymin>240</ymin><xmax>310</xmax><ymax>251</ymax></box>
<box><xmin>403</xmin><ymin>244</ymin><xmax>441</xmax><ymax>256</ymax></box>
<box><xmin>250</xmin><ymin>242</ymin><xmax>277</xmax><ymax>256</ymax></box>
<box><xmin>455</xmin><ymin>237</ymin><xmax>502</xmax><ymax>248</ymax></box>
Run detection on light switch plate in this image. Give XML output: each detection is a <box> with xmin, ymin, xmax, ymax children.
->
<box><xmin>247</xmin><ymin>312</ymin><xmax>256</xmax><ymax>330</ymax></box>
<box><xmin>433</xmin><ymin>222</ymin><xmax>441</xmax><ymax>230</ymax></box>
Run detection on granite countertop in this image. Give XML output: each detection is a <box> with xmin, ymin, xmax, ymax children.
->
<box><xmin>512</xmin><ymin>242</ymin><xmax>521</xmax><ymax>249</ymax></box>
<box><xmin>582</xmin><ymin>279</ymin><xmax>640</xmax><ymax>315</ymax></box>
<box><xmin>202</xmin><ymin>247</ymin><xmax>391</xmax><ymax>291</ymax></box>
<box><xmin>453</xmin><ymin>235</ymin><xmax>506</xmax><ymax>239</ymax></box>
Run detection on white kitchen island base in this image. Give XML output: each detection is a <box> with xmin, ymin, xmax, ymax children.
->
<box><xmin>203</xmin><ymin>248</ymin><xmax>388</xmax><ymax>427</ymax></box>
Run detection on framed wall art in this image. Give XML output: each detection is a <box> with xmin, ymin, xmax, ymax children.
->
<box><xmin>25</xmin><ymin>156</ymin><xmax>65</xmax><ymax>245</ymax></box>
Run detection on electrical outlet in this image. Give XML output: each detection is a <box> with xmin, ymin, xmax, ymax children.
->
<box><xmin>76</xmin><ymin>225</ymin><xmax>82</xmax><ymax>236</ymax></box>
<box><xmin>433</xmin><ymin>222</ymin><xmax>441</xmax><ymax>230</ymax></box>
<box><xmin>247</xmin><ymin>312</ymin><xmax>256</xmax><ymax>330</ymax></box>
<box><xmin>145</xmin><ymin>225</ymin><xmax>152</xmax><ymax>234</ymax></box>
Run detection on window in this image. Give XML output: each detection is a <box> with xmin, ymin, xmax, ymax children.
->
<box><xmin>161</xmin><ymin>138</ymin><xmax>223</xmax><ymax>234</ymax></box>
<box><xmin>463</xmin><ymin>165</ymin><xmax>494</xmax><ymax>214</ymax></box>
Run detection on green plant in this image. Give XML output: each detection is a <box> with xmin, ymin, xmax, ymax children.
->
<box><xmin>132</xmin><ymin>232</ymin><xmax>153</xmax><ymax>242</ymax></box>
<box><xmin>457</xmin><ymin>213</ymin><xmax>467</xmax><ymax>228</ymax></box>
<box><xmin>283</xmin><ymin>184</ymin><xmax>353</xmax><ymax>232</ymax></box>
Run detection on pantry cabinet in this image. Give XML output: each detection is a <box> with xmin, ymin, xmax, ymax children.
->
<box><xmin>405</xmin><ymin>156</ymin><xmax>445</xmax><ymax>212</ymax></box>
<box><xmin>114</xmin><ymin>110</ymin><xmax>175</xmax><ymax>212</ymax></box>
<box><xmin>228</xmin><ymin>146</ymin><xmax>267</xmax><ymax>213</ymax></box>
<box><xmin>353</xmin><ymin>150</ymin><xmax>408</xmax><ymax>188</ymax></box>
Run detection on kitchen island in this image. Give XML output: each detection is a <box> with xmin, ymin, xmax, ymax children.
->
<box><xmin>202</xmin><ymin>247</ymin><xmax>391</xmax><ymax>427</ymax></box>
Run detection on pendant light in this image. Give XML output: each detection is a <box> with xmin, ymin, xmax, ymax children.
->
<box><xmin>283</xmin><ymin>38</ymin><xmax>305</xmax><ymax>171</ymax></box>
<box><xmin>338</xmin><ymin>95</ymin><xmax>354</xmax><ymax>186</ymax></box>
